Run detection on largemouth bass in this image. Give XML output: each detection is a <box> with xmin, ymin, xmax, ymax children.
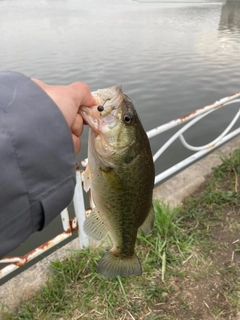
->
<box><xmin>79</xmin><ymin>85</ymin><xmax>155</xmax><ymax>278</ymax></box>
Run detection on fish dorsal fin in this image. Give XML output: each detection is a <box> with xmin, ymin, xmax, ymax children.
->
<box><xmin>140</xmin><ymin>205</ymin><xmax>154</xmax><ymax>236</ymax></box>
<box><xmin>83</xmin><ymin>208</ymin><xmax>108</xmax><ymax>241</ymax></box>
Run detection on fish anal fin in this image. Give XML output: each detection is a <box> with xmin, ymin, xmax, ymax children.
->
<box><xmin>97</xmin><ymin>251</ymin><xmax>142</xmax><ymax>278</ymax></box>
<box><xmin>140</xmin><ymin>205</ymin><xmax>154</xmax><ymax>236</ymax></box>
<box><xmin>83</xmin><ymin>209</ymin><xmax>108</xmax><ymax>241</ymax></box>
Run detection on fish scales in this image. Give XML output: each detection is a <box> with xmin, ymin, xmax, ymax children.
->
<box><xmin>79</xmin><ymin>85</ymin><xmax>155</xmax><ymax>278</ymax></box>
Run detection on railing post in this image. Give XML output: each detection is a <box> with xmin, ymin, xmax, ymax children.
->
<box><xmin>73</xmin><ymin>165</ymin><xmax>89</xmax><ymax>249</ymax></box>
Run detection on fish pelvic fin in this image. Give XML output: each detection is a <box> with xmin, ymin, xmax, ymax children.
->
<box><xmin>82</xmin><ymin>164</ymin><xmax>91</xmax><ymax>192</ymax></box>
<box><xmin>97</xmin><ymin>251</ymin><xmax>142</xmax><ymax>278</ymax></box>
<box><xmin>83</xmin><ymin>209</ymin><xmax>108</xmax><ymax>241</ymax></box>
<box><xmin>140</xmin><ymin>205</ymin><xmax>154</xmax><ymax>236</ymax></box>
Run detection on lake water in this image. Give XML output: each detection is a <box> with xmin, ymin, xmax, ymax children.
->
<box><xmin>0</xmin><ymin>0</ymin><xmax>240</xmax><ymax>281</ymax></box>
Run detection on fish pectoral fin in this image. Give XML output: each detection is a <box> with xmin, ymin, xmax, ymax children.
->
<box><xmin>100</xmin><ymin>168</ymin><xmax>124</xmax><ymax>192</ymax></box>
<box><xmin>82</xmin><ymin>164</ymin><xmax>92</xmax><ymax>192</ymax></box>
<box><xmin>97</xmin><ymin>251</ymin><xmax>142</xmax><ymax>278</ymax></box>
<box><xmin>83</xmin><ymin>209</ymin><xmax>108</xmax><ymax>241</ymax></box>
<box><xmin>140</xmin><ymin>205</ymin><xmax>154</xmax><ymax>235</ymax></box>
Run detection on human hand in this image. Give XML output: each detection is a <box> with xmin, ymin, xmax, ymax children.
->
<box><xmin>32</xmin><ymin>79</ymin><xmax>96</xmax><ymax>154</ymax></box>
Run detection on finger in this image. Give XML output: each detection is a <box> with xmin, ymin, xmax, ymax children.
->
<box><xmin>32</xmin><ymin>79</ymin><xmax>96</xmax><ymax>108</ymax></box>
<box><xmin>68</xmin><ymin>82</ymin><xmax>96</xmax><ymax>108</ymax></box>
<box><xmin>71</xmin><ymin>114</ymin><xmax>84</xmax><ymax>137</ymax></box>
<box><xmin>31</xmin><ymin>78</ymin><xmax>96</xmax><ymax>127</ymax></box>
<box><xmin>72</xmin><ymin>134</ymin><xmax>81</xmax><ymax>154</ymax></box>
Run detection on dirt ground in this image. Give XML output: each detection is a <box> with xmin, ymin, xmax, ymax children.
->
<box><xmin>153</xmin><ymin>195</ymin><xmax>240</xmax><ymax>319</ymax></box>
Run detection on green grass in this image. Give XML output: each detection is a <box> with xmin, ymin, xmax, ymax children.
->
<box><xmin>0</xmin><ymin>203</ymin><xmax>187</xmax><ymax>320</ymax></box>
<box><xmin>1</xmin><ymin>149</ymin><xmax>240</xmax><ymax>320</ymax></box>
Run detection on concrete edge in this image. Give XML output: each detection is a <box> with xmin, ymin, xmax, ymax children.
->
<box><xmin>0</xmin><ymin>135</ymin><xmax>239</xmax><ymax>310</ymax></box>
<box><xmin>153</xmin><ymin>135</ymin><xmax>240</xmax><ymax>206</ymax></box>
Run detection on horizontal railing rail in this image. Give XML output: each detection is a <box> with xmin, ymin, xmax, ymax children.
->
<box><xmin>1</xmin><ymin>91</ymin><xmax>239</xmax><ymax>279</ymax></box>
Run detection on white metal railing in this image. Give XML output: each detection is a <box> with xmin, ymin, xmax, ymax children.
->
<box><xmin>0</xmin><ymin>91</ymin><xmax>239</xmax><ymax>279</ymax></box>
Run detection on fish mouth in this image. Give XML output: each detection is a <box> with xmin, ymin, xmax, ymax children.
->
<box><xmin>79</xmin><ymin>85</ymin><xmax>124</xmax><ymax>133</ymax></box>
<box><xmin>80</xmin><ymin>105</ymin><xmax>101</xmax><ymax>133</ymax></box>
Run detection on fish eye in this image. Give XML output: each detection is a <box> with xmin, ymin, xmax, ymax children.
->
<box><xmin>124</xmin><ymin>113</ymin><xmax>133</xmax><ymax>124</ymax></box>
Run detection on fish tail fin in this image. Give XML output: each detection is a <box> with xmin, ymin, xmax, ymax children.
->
<box><xmin>97</xmin><ymin>251</ymin><xmax>142</xmax><ymax>278</ymax></box>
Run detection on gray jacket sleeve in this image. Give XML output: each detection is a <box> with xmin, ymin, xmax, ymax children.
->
<box><xmin>0</xmin><ymin>71</ymin><xmax>76</xmax><ymax>258</ymax></box>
